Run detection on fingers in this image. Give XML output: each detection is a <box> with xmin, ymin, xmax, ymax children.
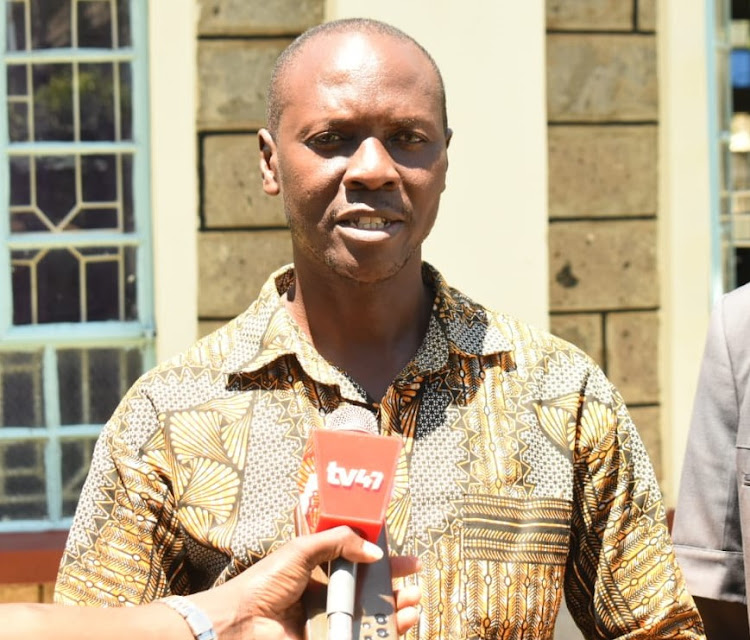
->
<box><xmin>396</xmin><ymin>605</ymin><xmax>420</xmax><ymax>636</ymax></box>
<box><xmin>294</xmin><ymin>529</ymin><xmax>423</xmax><ymax>636</ymax></box>
<box><xmin>394</xmin><ymin>582</ymin><xmax>422</xmax><ymax>635</ymax></box>
<box><xmin>389</xmin><ymin>554</ymin><xmax>421</xmax><ymax>579</ymax></box>
<box><xmin>297</xmin><ymin>526</ymin><xmax>383</xmax><ymax>569</ymax></box>
<box><xmin>395</xmin><ymin>584</ymin><xmax>421</xmax><ymax>610</ymax></box>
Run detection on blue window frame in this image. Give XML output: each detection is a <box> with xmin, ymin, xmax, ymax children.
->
<box><xmin>0</xmin><ymin>0</ymin><xmax>154</xmax><ymax>532</ymax></box>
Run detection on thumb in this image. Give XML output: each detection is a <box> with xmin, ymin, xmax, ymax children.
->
<box><xmin>300</xmin><ymin>526</ymin><xmax>384</xmax><ymax>569</ymax></box>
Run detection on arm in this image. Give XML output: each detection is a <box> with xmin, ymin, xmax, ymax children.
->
<box><xmin>55</xmin><ymin>382</ymin><xmax>180</xmax><ymax>605</ymax></box>
<box><xmin>564</xmin><ymin>367</ymin><xmax>705</xmax><ymax>639</ymax></box>
<box><xmin>672</xmin><ymin>293</ymin><xmax>747</xmax><ymax>633</ymax></box>
<box><xmin>5</xmin><ymin>527</ymin><xmax>422</xmax><ymax>640</ymax></box>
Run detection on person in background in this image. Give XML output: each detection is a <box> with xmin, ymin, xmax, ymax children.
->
<box><xmin>673</xmin><ymin>282</ymin><xmax>750</xmax><ymax>639</ymax></box>
<box><xmin>55</xmin><ymin>17</ymin><xmax>705</xmax><ymax>639</ymax></box>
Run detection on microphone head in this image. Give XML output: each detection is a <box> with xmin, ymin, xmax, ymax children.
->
<box><xmin>298</xmin><ymin>404</ymin><xmax>401</xmax><ymax>543</ymax></box>
<box><xmin>324</xmin><ymin>405</ymin><xmax>379</xmax><ymax>435</ymax></box>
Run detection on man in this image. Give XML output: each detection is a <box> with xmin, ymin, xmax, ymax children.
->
<box><xmin>7</xmin><ymin>527</ymin><xmax>420</xmax><ymax>639</ymax></box>
<box><xmin>56</xmin><ymin>18</ymin><xmax>705</xmax><ymax>639</ymax></box>
<box><xmin>673</xmin><ymin>282</ymin><xmax>750</xmax><ymax>639</ymax></box>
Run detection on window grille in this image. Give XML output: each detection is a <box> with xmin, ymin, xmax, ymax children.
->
<box><xmin>0</xmin><ymin>0</ymin><xmax>153</xmax><ymax>532</ymax></box>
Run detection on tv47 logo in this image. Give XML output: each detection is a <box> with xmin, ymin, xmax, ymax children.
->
<box><xmin>327</xmin><ymin>461</ymin><xmax>384</xmax><ymax>491</ymax></box>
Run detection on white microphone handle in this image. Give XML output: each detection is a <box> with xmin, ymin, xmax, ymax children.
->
<box><xmin>327</xmin><ymin>557</ymin><xmax>357</xmax><ymax>640</ymax></box>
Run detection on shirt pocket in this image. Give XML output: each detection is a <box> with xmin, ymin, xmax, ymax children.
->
<box><xmin>461</xmin><ymin>494</ymin><xmax>572</xmax><ymax>640</ymax></box>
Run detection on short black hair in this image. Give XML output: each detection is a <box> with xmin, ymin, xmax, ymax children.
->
<box><xmin>265</xmin><ymin>18</ymin><xmax>448</xmax><ymax>135</ymax></box>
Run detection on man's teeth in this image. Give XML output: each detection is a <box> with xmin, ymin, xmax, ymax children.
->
<box><xmin>351</xmin><ymin>216</ymin><xmax>388</xmax><ymax>230</ymax></box>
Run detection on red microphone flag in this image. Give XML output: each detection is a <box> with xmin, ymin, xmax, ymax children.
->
<box><xmin>298</xmin><ymin>419</ymin><xmax>402</xmax><ymax>544</ymax></box>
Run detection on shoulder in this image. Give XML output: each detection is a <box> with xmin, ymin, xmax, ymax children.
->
<box><xmin>146</xmin><ymin>267</ymin><xmax>291</xmax><ymax>383</ymax></box>
<box><xmin>712</xmin><ymin>282</ymin><xmax>750</xmax><ymax>353</ymax></box>
<box><xmin>722</xmin><ymin>281</ymin><xmax>750</xmax><ymax>320</ymax></box>
<box><xmin>128</xmin><ymin>298</ymin><xmax>266</xmax><ymax>406</ymax></box>
<box><xmin>455</xmin><ymin>288</ymin><xmax>602</xmax><ymax>390</ymax></box>
<box><xmin>437</xmin><ymin>274</ymin><xmax>597</xmax><ymax>369</ymax></box>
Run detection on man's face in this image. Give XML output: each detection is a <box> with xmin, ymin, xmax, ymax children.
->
<box><xmin>259</xmin><ymin>31</ymin><xmax>451</xmax><ymax>284</ymax></box>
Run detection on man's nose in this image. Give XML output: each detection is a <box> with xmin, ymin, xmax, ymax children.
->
<box><xmin>343</xmin><ymin>137</ymin><xmax>399</xmax><ymax>190</ymax></box>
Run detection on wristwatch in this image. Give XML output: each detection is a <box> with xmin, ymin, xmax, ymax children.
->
<box><xmin>158</xmin><ymin>595</ymin><xmax>217</xmax><ymax>640</ymax></box>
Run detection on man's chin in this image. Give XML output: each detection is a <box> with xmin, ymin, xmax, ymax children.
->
<box><xmin>325</xmin><ymin>254</ymin><xmax>418</xmax><ymax>287</ymax></box>
<box><xmin>333</xmin><ymin>266</ymin><xmax>400</xmax><ymax>286</ymax></box>
<box><xmin>332</xmin><ymin>264</ymin><xmax>402</xmax><ymax>287</ymax></box>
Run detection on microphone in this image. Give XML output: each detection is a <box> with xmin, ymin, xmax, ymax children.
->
<box><xmin>297</xmin><ymin>404</ymin><xmax>403</xmax><ymax>640</ymax></box>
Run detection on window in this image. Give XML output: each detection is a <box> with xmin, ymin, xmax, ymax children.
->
<box><xmin>711</xmin><ymin>0</ymin><xmax>750</xmax><ymax>294</ymax></box>
<box><xmin>0</xmin><ymin>0</ymin><xmax>153</xmax><ymax>532</ymax></box>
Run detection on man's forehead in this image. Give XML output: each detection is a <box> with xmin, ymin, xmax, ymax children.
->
<box><xmin>289</xmin><ymin>30</ymin><xmax>432</xmax><ymax>82</ymax></box>
<box><xmin>322</xmin><ymin>33</ymin><xmax>389</xmax><ymax>74</ymax></box>
<box><xmin>268</xmin><ymin>26</ymin><xmax>447</xmax><ymax>134</ymax></box>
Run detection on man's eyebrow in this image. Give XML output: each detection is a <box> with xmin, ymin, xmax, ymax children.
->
<box><xmin>297</xmin><ymin>116</ymin><xmax>439</xmax><ymax>138</ymax></box>
<box><xmin>297</xmin><ymin>119</ymin><xmax>350</xmax><ymax>136</ymax></box>
<box><xmin>389</xmin><ymin>117</ymin><xmax>441</xmax><ymax>129</ymax></box>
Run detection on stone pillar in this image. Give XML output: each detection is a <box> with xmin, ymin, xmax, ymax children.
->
<box><xmin>195</xmin><ymin>0</ymin><xmax>324</xmax><ymax>336</ymax></box>
<box><xmin>546</xmin><ymin>0</ymin><xmax>662</xmax><ymax>480</ymax></box>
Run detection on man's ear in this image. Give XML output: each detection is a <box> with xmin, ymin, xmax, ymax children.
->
<box><xmin>259</xmin><ymin>128</ymin><xmax>280</xmax><ymax>196</ymax></box>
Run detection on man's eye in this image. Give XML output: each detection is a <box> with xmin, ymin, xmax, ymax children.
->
<box><xmin>309</xmin><ymin>132</ymin><xmax>345</xmax><ymax>147</ymax></box>
<box><xmin>391</xmin><ymin>131</ymin><xmax>425</xmax><ymax>145</ymax></box>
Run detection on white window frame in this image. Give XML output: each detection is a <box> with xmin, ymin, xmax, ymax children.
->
<box><xmin>0</xmin><ymin>0</ymin><xmax>155</xmax><ymax>532</ymax></box>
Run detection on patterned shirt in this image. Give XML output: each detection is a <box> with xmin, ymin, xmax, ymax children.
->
<box><xmin>55</xmin><ymin>264</ymin><xmax>704</xmax><ymax>639</ymax></box>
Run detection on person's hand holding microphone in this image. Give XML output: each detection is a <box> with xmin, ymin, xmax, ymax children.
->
<box><xmin>188</xmin><ymin>525</ymin><xmax>421</xmax><ymax>640</ymax></box>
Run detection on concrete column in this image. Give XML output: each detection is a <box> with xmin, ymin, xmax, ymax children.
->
<box><xmin>149</xmin><ymin>1</ymin><xmax>199</xmax><ymax>360</ymax></box>
<box><xmin>658</xmin><ymin>0</ymin><xmax>713</xmax><ymax>502</ymax></box>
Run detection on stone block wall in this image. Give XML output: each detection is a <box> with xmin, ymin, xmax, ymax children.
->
<box><xmin>196</xmin><ymin>0</ymin><xmax>324</xmax><ymax>336</ymax></box>
<box><xmin>546</xmin><ymin>1</ymin><xmax>661</xmax><ymax>479</ymax></box>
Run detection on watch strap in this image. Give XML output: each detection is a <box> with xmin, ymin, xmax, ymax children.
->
<box><xmin>158</xmin><ymin>595</ymin><xmax>217</xmax><ymax>640</ymax></box>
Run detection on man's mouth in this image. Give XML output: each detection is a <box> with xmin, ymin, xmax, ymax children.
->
<box><xmin>342</xmin><ymin>216</ymin><xmax>390</xmax><ymax>230</ymax></box>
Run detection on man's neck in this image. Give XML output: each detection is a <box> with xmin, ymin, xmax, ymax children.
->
<box><xmin>284</xmin><ymin>261</ymin><xmax>432</xmax><ymax>402</ymax></box>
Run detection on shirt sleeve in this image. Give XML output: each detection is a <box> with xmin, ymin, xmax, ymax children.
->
<box><xmin>54</xmin><ymin>381</ymin><xmax>183</xmax><ymax>606</ymax></box>
<box><xmin>672</xmin><ymin>294</ymin><xmax>747</xmax><ymax>604</ymax></box>
<box><xmin>564</xmin><ymin>366</ymin><xmax>705</xmax><ymax>639</ymax></box>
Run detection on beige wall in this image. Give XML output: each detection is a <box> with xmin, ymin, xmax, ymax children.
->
<box><xmin>327</xmin><ymin>0</ymin><xmax>550</xmax><ymax>330</ymax></box>
<box><xmin>149</xmin><ymin>0</ymin><xmax>199</xmax><ymax>361</ymax></box>
<box><xmin>658</xmin><ymin>0</ymin><xmax>713</xmax><ymax>501</ymax></box>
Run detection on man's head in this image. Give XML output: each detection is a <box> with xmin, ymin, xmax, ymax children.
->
<box><xmin>265</xmin><ymin>18</ymin><xmax>449</xmax><ymax>137</ymax></box>
<box><xmin>258</xmin><ymin>19</ymin><xmax>451</xmax><ymax>285</ymax></box>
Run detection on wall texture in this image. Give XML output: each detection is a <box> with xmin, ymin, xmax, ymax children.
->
<box><xmin>546</xmin><ymin>0</ymin><xmax>662</xmax><ymax>478</ymax></box>
<box><xmin>196</xmin><ymin>0</ymin><xmax>324</xmax><ymax>336</ymax></box>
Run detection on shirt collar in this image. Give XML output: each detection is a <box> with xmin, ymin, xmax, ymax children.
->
<box><xmin>222</xmin><ymin>263</ymin><xmax>515</xmax><ymax>384</ymax></box>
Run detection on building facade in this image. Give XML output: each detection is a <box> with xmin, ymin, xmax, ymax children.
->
<box><xmin>0</xmin><ymin>0</ymin><xmax>734</xmax><ymax>612</ymax></box>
